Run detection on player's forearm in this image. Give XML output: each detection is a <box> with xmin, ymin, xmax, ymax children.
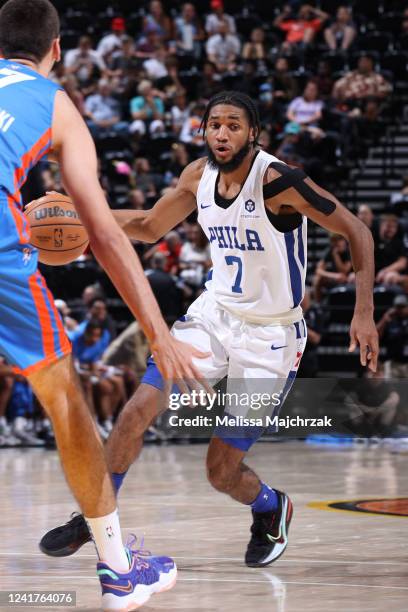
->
<box><xmin>112</xmin><ymin>210</ymin><xmax>157</xmax><ymax>242</ymax></box>
<box><xmin>347</xmin><ymin>224</ymin><xmax>375</xmax><ymax>313</ymax></box>
<box><xmin>89</xmin><ymin>228</ymin><xmax>168</xmax><ymax>344</ymax></box>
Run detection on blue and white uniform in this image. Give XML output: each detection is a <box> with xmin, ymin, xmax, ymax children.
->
<box><xmin>143</xmin><ymin>150</ymin><xmax>307</xmax><ymax>450</ymax></box>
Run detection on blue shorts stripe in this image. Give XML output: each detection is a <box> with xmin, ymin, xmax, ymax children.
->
<box><xmin>284</xmin><ymin>231</ymin><xmax>302</xmax><ymax>307</ymax></box>
<box><xmin>36</xmin><ymin>274</ymin><xmax>62</xmax><ymax>355</ymax></box>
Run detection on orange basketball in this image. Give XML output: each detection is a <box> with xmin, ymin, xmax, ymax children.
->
<box><xmin>25</xmin><ymin>192</ymin><xmax>89</xmax><ymax>266</ymax></box>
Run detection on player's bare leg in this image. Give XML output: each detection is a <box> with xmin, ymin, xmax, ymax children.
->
<box><xmin>206</xmin><ymin>437</ymin><xmax>293</xmax><ymax>568</ymax></box>
<box><xmin>106</xmin><ymin>384</ymin><xmax>163</xmax><ymax>473</ymax></box>
<box><xmin>28</xmin><ymin>355</ymin><xmax>116</xmax><ymax>518</ymax></box>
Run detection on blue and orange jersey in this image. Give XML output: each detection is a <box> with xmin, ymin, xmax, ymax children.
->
<box><xmin>0</xmin><ymin>58</ymin><xmax>61</xmax><ymax>250</ymax></box>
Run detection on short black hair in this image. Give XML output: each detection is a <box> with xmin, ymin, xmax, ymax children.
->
<box><xmin>200</xmin><ymin>91</ymin><xmax>261</xmax><ymax>145</ymax></box>
<box><xmin>0</xmin><ymin>0</ymin><xmax>59</xmax><ymax>63</ymax></box>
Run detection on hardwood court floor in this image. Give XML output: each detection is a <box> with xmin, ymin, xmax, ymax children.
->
<box><xmin>0</xmin><ymin>441</ymin><xmax>408</xmax><ymax>612</ymax></box>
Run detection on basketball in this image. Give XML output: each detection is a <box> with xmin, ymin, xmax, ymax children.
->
<box><xmin>25</xmin><ymin>192</ymin><xmax>89</xmax><ymax>266</ymax></box>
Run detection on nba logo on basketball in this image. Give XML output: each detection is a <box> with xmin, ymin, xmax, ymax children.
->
<box><xmin>54</xmin><ymin>228</ymin><xmax>63</xmax><ymax>248</ymax></box>
<box><xmin>106</xmin><ymin>526</ymin><xmax>114</xmax><ymax>538</ymax></box>
<box><xmin>245</xmin><ymin>199</ymin><xmax>255</xmax><ymax>213</ymax></box>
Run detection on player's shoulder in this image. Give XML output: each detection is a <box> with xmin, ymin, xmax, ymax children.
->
<box><xmin>179</xmin><ymin>157</ymin><xmax>207</xmax><ymax>185</ymax></box>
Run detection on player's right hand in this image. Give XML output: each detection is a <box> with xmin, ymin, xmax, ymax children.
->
<box><xmin>150</xmin><ymin>334</ymin><xmax>212</xmax><ymax>396</ymax></box>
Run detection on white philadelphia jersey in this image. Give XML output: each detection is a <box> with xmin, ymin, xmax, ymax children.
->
<box><xmin>197</xmin><ymin>149</ymin><xmax>307</xmax><ymax>323</ymax></box>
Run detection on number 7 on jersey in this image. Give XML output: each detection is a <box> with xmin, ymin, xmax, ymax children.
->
<box><xmin>225</xmin><ymin>255</ymin><xmax>243</xmax><ymax>294</ymax></box>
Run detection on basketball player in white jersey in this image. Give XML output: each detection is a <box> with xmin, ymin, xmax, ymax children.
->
<box><xmin>40</xmin><ymin>92</ymin><xmax>378</xmax><ymax>568</ymax></box>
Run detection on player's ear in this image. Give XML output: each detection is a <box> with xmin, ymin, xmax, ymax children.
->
<box><xmin>53</xmin><ymin>38</ymin><xmax>61</xmax><ymax>63</ymax></box>
<box><xmin>249</xmin><ymin>127</ymin><xmax>255</xmax><ymax>144</ymax></box>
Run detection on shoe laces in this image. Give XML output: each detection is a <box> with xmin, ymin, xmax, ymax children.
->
<box><xmin>126</xmin><ymin>534</ymin><xmax>151</xmax><ymax>570</ymax></box>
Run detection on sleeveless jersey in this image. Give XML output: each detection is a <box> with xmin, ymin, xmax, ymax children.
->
<box><xmin>197</xmin><ymin>149</ymin><xmax>307</xmax><ymax>323</ymax></box>
<box><xmin>0</xmin><ymin>58</ymin><xmax>61</xmax><ymax>250</ymax></box>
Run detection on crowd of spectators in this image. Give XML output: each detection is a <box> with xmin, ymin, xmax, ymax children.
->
<box><xmin>1</xmin><ymin>0</ymin><xmax>407</xmax><ymax>446</ymax></box>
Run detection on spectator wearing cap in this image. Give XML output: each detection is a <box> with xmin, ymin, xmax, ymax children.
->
<box><xmin>174</xmin><ymin>3</ymin><xmax>205</xmax><ymax>59</ymax></box>
<box><xmin>274</xmin><ymin>4</ymin><xmax>329</xmax><ymax>52</ymax></box>
<box><xmin>129</xmin><ymin>80</ymin><xmax>165</xmax><ymax>136</ymax></box>
<box><xmin>324</xmin><ymin>6</ymin><xmax>356</xmax><ymax>52</ymax></box>
<box><xmin>64</xmin><ymin>36</ymin><xmax>105</xmax><ymax>91</ymax></box>
<box><xmin>374</xmin><ymin>215</ymin><xmax>407</xmax><ymax>286</ymax></box>
<box><xmin>143</xmin><ymin>0</ymin><xmax>174</xmax><ymax>41</ymax></box>
<box><xmin>84</xmin><ymin>78</ymin><xmax>129</xmax><ymax>138</ymax></box>
<box><xmin>97</xmin><ymin>17</ymin><xmax>126</xmax><ymax>62</ymax></box>
<box><xmin>333</xmin><ymin>55</ymin><xmax>392</xmax><ymax>103</ymax></box>
<box><xmin>205</xmin><ymin>0</ymin><xmax>236</xmax><ymax>35</ymax></box>
<box><xmin>377</xmin><ymin>294</ymin><xmax>408</xmax><ymax>379</ymax></box>
<box><xmin>206</xmin><ymin>20</ymin><xmax>241</xmax><ymax>73</ymax></box>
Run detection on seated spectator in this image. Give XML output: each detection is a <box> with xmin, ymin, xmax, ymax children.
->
<box><xmin>145</xmin><ymin>252</ymin><xmax>184</xmax><ymax>323</ymax></box>
<box><xmin>274</xmin><ymin>4</ymin><xmax>329</xmax><ymax>52</ymax></box>
<box><xmin>64</xmin><ymin>36</ymin><xmax>105</xmax><ymax>91</ymax></box>
<box><xmin>133</xmin><ymin>158</ymin><xmax>158</xmax><ymax>198</ymax></box>
<box><xmin>324</xmin><ymin>6</ymin><xmax>356</xmax><ymax>51</ymax></box>
<box><xmin>143</xmin><ymin>44</ymin><xmax>168</xmax><ymax>80</ymax></box>
<box><xmin>333</xmin><ymin>54</ymin><xmax>392</xmax><ymax>103</ymax></box>
<box><xmin>242</xmin><ymin>28</ymin><xmax>266</xmax><ymax>63</ymax></box>
<box><xmin>72</xmin><ymin>320</ymin><xmax>125</xmax><ymax>437</ymax></box>
<box><xmin>179</xmin><ymin>102</ymin><xmax>206</xmax><ymax>151</ymax></box>
<box><xmin>54</xmin><ymin>299</ymin><xmax>78</xmax><ymax>333</ymax></box>
<box><xmin>174</xmin><ymin>2</ymin><xmax>205</xmax><ymax>59</ymax></box>
<box><xmin>357</xmin><ymin>204</ymin><xmax>375</xmax><ymax>233</ymax></box>
<box><xmin>390</xmin><ymin>174</ymin><xmax>408</xmax><ymax>218</ymax></box>
<box><xmin>60</xmin><ymin>74</ymin><xmax>85</xmax><ymax>115</ymax></box>
<box><xmin>144</xmin><ymin>231</ymin><xmax>182</xmax><ymax>275</ymax></box>
<box><xmin>196</xmin><ymin>61</ymin><xmax>223</xmax><ymax>100</ymax></box>
<box><xmin>135</xmin><ymin>28</ymin><xmax>161</xmax><ymax>59</ymax></box>
<box><xmin>171</xmin><ymin>91</ymin><xmax>190</xmax><ymax>136</ymax></box>
<box><xmin>206</xmin><ymin>20</ymin><xmax>241</xmax><ymax>73</ymax></box>
<box><xmin>129</xmin><ymin>80</ymin><xmax>165</xmax><ymax>136</ymax></box>
<box><xmin>108</xmin><ymin>35</ymin><xmax>137</xmax><ymax>83</ymax></box>
<box><xmin>377</xmin><ymin>294</ymin><xmax>408</xmax><ymax>379</ymax></box>
<box><xmin>287</xmin><ymin>81</ymin><xmax>324</xmax><ymax>127</ymax></box>
<box><xmin>143</xmin><ymin>0</ymin><xmax>173</xmax><ymax>41</ymax></box>
<box><xmin>205</xmin><ymin>0</ymin><xmax>236</xmax><ymax>35</ymax></box>
<box><xmin>272</xmin><ymin>57</ymin><xmax>298</xmax><ymax>104</ymax></box>
<box><xmin>179</xmin><ymin>223</ymin><xmax>211</xmax><ymax>287</ymax></box>
<box><xmin>87</xmin><ymin>298</ymin><xmax>117</xmax><ymax>339</ymax></box>
<box><xmin>97</xmin><ymin>17</ymin><xmax>126</xmax><ymax>62</ymax></box>
<box><xmin>165</xmin><ymin>143</ymin><xmax>191</xmax><ymax>183</ymax></box>
<box><xmin>84</xmin><ymin>78</ymin><xmax>128</xmax><ymax>138</ymax></box>
<box><xmin>127</xmin><ymin>188</ymin><xmax>146</xmax><ymax>210</ymax></box>
<box><xmin>313</xmin><ymin>234</ymin><xmax>352</xmax><ymax>302</ymax></box>
<box><xmin>314</xmin><ymin>59</ymin><xmax>334</xmax><ymax>99</ymax></box>
<box><xmin>374</xmin><ymin>215</ymin><xmax>407</xmax><ymax>285</ymax></box>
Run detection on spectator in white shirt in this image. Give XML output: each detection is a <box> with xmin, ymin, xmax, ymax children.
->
<box><xmin>143</xmin><ymin>44</ymin><xmax>168</xmax><ymax>80</ymax></box>
<box><xmin>205</xmin><ymin>0</ymin><xmax>236</xmax><ymax>35</ymax></box>
<box><xmin>64</xmin><ymin>36</ymin><xmax>105</xmax><ymax>87</ymax></box>
<box><xmin>179</xmin><ymin>223</ymin><xmax>211</xmax><ymax>287</ymax></box>
<box><xmin>206</xmin><ymin>20</ymin><xmax>241</xmax><ymax>73</ymax></box>
<box><xmin>286</xmin><ymin>81</ymin><xmax>324</xmax><ymax>127</ymax></box>
<box><xmin>97</xmin><ymin>17</ymin><xmax>126</xmax><ymax>62</ymax></box>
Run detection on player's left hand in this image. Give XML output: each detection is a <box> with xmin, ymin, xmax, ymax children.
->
<box><xmin>349</xmin><ymin>313</ymin><xmax>379</xmax><ymax>372</ymax></box>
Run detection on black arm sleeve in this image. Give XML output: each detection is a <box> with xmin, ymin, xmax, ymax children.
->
<box><xmin>263</xmin><ymin>162</ymin><xmax>336</xmax><ymax>216</ymax></box>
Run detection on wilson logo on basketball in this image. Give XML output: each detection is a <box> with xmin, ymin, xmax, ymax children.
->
<box><xmin>34</xmin><ymin>206</ymin><xmax>80</xmax><ymax>220</ymax></box>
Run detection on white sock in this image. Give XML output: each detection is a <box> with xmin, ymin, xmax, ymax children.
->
<box><xmin>85</xmin><ymin>509</ymin><xmax>129</xmax><ymax>572</ymax></box>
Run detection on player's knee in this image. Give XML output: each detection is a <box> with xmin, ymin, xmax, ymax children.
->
<box><xmin>206</xmin><ymin>460</ymin><xmax>236</xmax><ymax>493</ymax></box>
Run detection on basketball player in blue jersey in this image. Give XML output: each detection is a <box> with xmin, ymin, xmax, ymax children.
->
<box><xmin>0</xmin><ymin>0</ymin><xmax>209</xmax><ymax>609</ymax></box>
<box><xmin>40</xmin><ymin>91</ymin><xmax>379</xmax><ymax>568</ymax></box>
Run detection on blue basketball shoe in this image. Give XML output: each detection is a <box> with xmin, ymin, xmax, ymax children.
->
<box><xmin>98</xmin><ymin>536</ymin><xmax>177</xmax><ymax>611</ymax></box>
